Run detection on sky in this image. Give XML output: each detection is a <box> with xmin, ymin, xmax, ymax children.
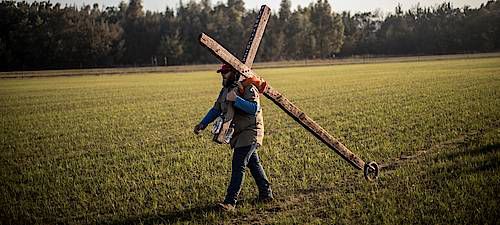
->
<box><xmin>21</xmin><ymin>0</ymin><xmax>487</xmax><ymax>13</ymax></box>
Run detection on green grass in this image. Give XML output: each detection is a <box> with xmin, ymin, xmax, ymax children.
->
<box><xmin>1</xmin><ymin>57</ymin><xmax>499</xmax><ymax>224</ymax></box>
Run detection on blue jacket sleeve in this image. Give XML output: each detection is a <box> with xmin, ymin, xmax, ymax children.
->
<box><xmin>200</xmin><ymin>107</ymin><xmax>221</xmax><ymax>126</ymax></box>
<box><xmin>234</xmin><ymin>96</ymin><xmax>259</xmax><ymax>115</ymax></box>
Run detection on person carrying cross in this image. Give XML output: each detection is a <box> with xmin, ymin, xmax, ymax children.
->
<box><xmin>194</xmin><ymin>64</ymin><xmax>273</xmax><ymax>211</ymax></box>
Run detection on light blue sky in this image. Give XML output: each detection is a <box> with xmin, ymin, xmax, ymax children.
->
<box><xmin>21</xmin><ymin>0</ymin><xmax>487</xmax><ymax>13</ymax></box>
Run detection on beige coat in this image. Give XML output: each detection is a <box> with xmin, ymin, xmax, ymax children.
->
<box><xmin>214</xmin><ymin>84</ymin><xmax>264</xmax><ymax>149</ymax></box>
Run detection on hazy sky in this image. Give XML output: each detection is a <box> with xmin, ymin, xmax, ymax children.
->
<box><xmin>22</xmin><ymin>0</ymin><xmax>487</xmax><ymax>13</ymax></box>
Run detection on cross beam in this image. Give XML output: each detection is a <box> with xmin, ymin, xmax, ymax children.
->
<box><xmin>200</xmin><ymin>32</ymin><xmax>380</xmax><ymax>180</ymax></box>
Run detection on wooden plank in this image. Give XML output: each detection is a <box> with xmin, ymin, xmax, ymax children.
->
<box><xmin>200</xmin><ymin>33</ymin><xmax>257</xmax><ymax>78</ymax></box>
<box><xmin>242</xmin><ymin>5</ymin><xmax>271</xmax><ymax>67</ymax></box>
<box><xmin>199</xmin><ymin>33</ymin><xmax>365</xmax><ymax>170</ymax></box>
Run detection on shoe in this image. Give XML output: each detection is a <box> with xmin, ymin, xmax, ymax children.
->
<box><xmin>256</xmin><ymin>196</ymin><xmax>274</xmax><ymax>203</ymax></box>
<box><xmin>217</xmin><ymin>202</ymin><xmax>236</xmax><ymax>212</ymax></box>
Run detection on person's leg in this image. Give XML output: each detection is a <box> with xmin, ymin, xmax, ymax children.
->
<box><xmin>247</xmin><ymin>148</ymin><xmax>273</xmax><ymax>199</ymax></box>
<box><xmin>224</xmin><ymin>144</ymin><xmax>257</xmax><ymax>205</ymax></box>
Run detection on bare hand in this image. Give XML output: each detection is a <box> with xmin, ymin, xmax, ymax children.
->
<box><xmin>226</xmin><ymin>90</ymin><xmax>237</xmax><ymax>102</ymax></box>
<box><xmin>194</xmin><ymin>123</ymin><xmax>206</xmax><ymax>135</ymax></box>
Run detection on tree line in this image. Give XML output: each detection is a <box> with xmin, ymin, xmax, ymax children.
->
<box><xmin>0</xmin><ymin>0</ymin><xmax>499</xmax><ymax>71</ymax></box>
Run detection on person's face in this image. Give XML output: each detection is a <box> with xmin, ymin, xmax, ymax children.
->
<box><xmin>222</xmin><ymin>71</ymin><xmax>235</xmax><ymax>86</ymax></box>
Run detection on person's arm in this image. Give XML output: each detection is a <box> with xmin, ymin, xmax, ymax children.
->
<box><xmin>200</xmin><ymin>107</ymin><xmax>221</xmax><ymax>126</ymax></box>
<box><xmin>233</xmin><ymin>96</ymin><xmax>259</xmax><ymax>115</ymax></box>
<box><xmin>195</xmin><ymin>89</ymin><xmax>225</xmax><ymax>135</ymax></box>
<box><xmin>194</xmin><ymin>107</ymin><xmax>221</xmax><ymax>135</ymax></box>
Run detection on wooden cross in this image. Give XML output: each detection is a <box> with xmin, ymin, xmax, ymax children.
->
<box><xmin>200</xmin><ymin>5</ymin><xmax>379</xmax><ymax>181</ymax></box>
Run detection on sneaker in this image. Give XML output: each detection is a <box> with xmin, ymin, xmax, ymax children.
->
<box><xmin>217</xmin><ymin>202</ymin><xmax>236</xmax><ymax>212</ymax></box>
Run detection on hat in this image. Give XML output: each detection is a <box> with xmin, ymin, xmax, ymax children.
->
<box><xmin>217</xmin><ymin>64</ymin><xmax>233</xmax><ymax>74</ymax></box>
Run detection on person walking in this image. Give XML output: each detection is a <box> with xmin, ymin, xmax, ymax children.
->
<box><xmin>194</xmin><ymin>64</ymin><xmax>273</xmax><ymax>211</ymax></box>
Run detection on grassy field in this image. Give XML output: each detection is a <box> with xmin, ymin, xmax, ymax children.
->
<box><xmin>1</xmin><ymin>57</ymin><xmax>499</xmax><ymax>224</ymax></box>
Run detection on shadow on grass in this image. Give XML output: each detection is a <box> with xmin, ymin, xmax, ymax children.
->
<box><xmin>441</xmin><ymin>142</ymin><xmax>499</xmax><ymax>159</ymax></box>
<box><xmin>433</xmin><ymin>143</ymin><xmax>500</xmax><ymax>177</ymax></box>
<box><xmin>105</xmin><ymin>196</ymin><xmax>263</xmax><ymax>225</ymax></box>
<box><xmin>105</xmin><ymin>204</ymin><xmax>221</xmax><ymax>225</ymax></box>
<box><xmin>296</xmin><ymin>186</ymin><xmax>338</xmax><ymax>195</ymax></box>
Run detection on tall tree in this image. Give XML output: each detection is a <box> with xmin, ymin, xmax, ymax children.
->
<box><xmin>278</xmin><ymin>0</ymin><xmax>292</xmax><ymax>59</ymax></box>
<box><xmin>310</xmin><ymin>0</ymin><xmax>344</xmax><ymax>58</ymax></box>
<box><xmin>122</xmin><ymin>0</ymin><xmax>146</xmax><ymax>64</ymax></box>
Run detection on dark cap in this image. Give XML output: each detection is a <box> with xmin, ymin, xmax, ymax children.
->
<box><xmin>217</xmin><ymin>64</ymin><xmax>233</xmax><ymax>74</ymax></box>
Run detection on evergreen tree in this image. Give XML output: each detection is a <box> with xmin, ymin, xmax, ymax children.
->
<box><xmin>310</xmin><ymin>0</ymin><xmax>344</xmax><ymax>58</ymax></box>
<box><xmin>122</xmin><ymin>0</ymin><xmax>146</xmax><ymax>65</ymax></box>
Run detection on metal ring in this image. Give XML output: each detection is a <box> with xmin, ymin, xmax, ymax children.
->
<box><xmin>364</xmin><ymin>161</ymin><xmax>379</xmax><ymax>181</ymax></box>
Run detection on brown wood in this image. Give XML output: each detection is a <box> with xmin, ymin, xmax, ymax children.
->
<box><xmin>200</xmin><ymin>33</ymin><xmax>258</xmax><ymax>79</ymax></box>
<box><xmin>242</xmin><ymin>5</ymin><xmax>271</xmax><ymax>67</ymax></box>
<box><xmin>200</xmin><ymin>32</ymin><xmax>366</xmax><ymax>170</ymax></box>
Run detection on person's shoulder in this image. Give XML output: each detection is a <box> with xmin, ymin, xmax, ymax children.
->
<box><xmin>244</xmin><ymin>84</ymin><xmax>259</xmax><ymax>98</ymax></box>
<box><xmin>245</xmin><ymin>83</ymin><xmax>259</xmax><ymax>92</ymax></box>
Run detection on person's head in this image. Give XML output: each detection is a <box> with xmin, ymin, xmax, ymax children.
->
<box><xmin>217</xmin><ymin>64</ymin><xmax>237</xmax><ymax>87</ymax></box>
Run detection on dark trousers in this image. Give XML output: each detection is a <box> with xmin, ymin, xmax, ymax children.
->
<box><xmin>224</xmin><ymin>144</ymin><xmax>272</xmax><ymax>205</ymax></box>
